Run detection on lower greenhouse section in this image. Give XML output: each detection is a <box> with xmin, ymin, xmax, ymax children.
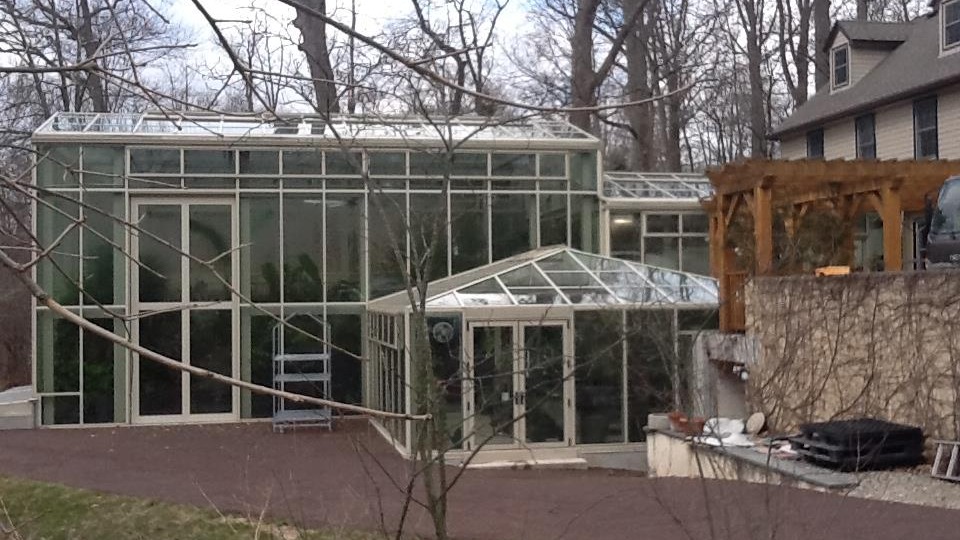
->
<box><xmin>34</xmin><ymin>306</ymin><xmax>363</xmax><ymax>426</ymax></box>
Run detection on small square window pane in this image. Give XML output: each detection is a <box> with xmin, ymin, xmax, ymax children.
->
<box><xmin>369</xmin><ymin>152</ymin><xmax>406</xmax><ymax>175</ymax></box>
<box><xmin>539</xmin><ymin>154</ymin><xmax>566</xmax><ymax>177</ymax></box>
<box><xmin>239</xmin><ymin>151</ymin><xmax>279</xmax><ymax>174</ymax></box>
<box><xmin>644</xmin><ymin>237</ymin><xmax>680</xmax><ymax>269</ymax></box>
<box><xmin>682</xmin><ymin>214</ymin><xmax>709</xmax><ymax>234</ymax></box>
<box><xmin>130</xmin><ymin>148</ymin><xmax>179</xmax><ymax>174</ymax></box>
<box><xmin>326</xmin><ymin>151</ymin><xmax>362</xmax><ymax>175</ymax></box>
<box><xmin>184</xmin><ymin>150</ymin><xmax>234</xmax><ymax>174</ymax></box>
<box><xmin>492</xmin><ymin>153</ymin><xmax>535</xmax><ymax>176</ymax></box>
<box><xmin>283</xmin><ymin>150</ymin><xmax>323</xmax><ymax>174</ymax></box>
<box><xmin>646</xmin><ymin>214</ymin><xmax>679</xmax><ymax>233</ymax></box>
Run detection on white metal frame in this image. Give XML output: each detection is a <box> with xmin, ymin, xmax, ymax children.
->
<box><xmin>463</xmin><ymin>318</ymin><xmax>574</xmax><ymax>451</ymax></box>
<box><xmin>130</xmin><ymin>197</ymin><xmax>240</xmax><ymax>424</ymax></box>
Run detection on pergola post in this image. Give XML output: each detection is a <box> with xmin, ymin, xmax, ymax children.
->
<box><xmin>880</xmin><ymin>183</ymin><xmax>903</xmax><ymax>271</ymax></box>
<box><xmin>753</xmin><ymin>177</ymin><xmax>774</xmax><ymax>274</ymax></box>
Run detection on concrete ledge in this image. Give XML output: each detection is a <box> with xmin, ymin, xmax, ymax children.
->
<box><xmin>647</xmin><ymin>428</ymin><xmax>858</xmax><ymax>491</ymax></box>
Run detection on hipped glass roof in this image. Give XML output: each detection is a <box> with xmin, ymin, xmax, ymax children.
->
<box><xmin>34</xmin><ymin>112</ymin><xmax>596</xmax><ymax>143</ymax></box>
<box><xmin>603</xmin><ymin>172</ymin><xmax>713</xmax><ymax>201</ymax></box>
<box><xmin>368</xmin><ymin>247</ymin><xmax>718</xmax><ymax>312</ymax></box>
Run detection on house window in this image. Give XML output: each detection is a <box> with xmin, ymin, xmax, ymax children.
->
<box><xmin>806</xmin><ymin>129</ymin><xmax>825</xmax><ymax>158</ymax></box>
<box><xmin>855</xmin><ymin>114</ymin><xmax>876</xmax><ymax>159</ymax></box>
<box><xmin>914</xmin><ymin>96</ymin><xmax>939</xmax><ymax>159</ymax></box>
<box><xmin>832</xmin><ymin>46</ymin><xmax>849</xmax><ymax>89</ymax></box>
<box><xmin>945</xmin><ymin>0</ymin><xmax>960</xmax><ymax>50</ymax></box>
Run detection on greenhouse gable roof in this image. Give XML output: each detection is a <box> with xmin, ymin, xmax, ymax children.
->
<box><xmin>368</xmin><ymin>246</ymin><xmax>718</xmax><ymax>312</ymax></box>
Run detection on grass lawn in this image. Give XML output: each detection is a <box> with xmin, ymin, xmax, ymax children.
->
<box><xmin>0</xmin><ymin>475</ymin><xmax>377</xmax><ymax>539</ymax></box>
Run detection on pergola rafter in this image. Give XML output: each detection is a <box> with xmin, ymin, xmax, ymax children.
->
<box><xmin>704</xmin><ymin>159</ymin><xmax>960</xmax><ymax>331</ymax></box>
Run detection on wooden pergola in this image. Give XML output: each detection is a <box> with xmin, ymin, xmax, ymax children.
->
<box><xmin>705</xmin><ymin>159</ymin><xmax>960</xmax><ymax>331</ymax></box>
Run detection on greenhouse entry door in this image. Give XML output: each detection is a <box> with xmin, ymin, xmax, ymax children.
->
<box><xmin>466</xmin><ymin>320</ymin><xmax>572</xmax><ymax>449</ymax></box>
<box><xmin>130</xmin><ymin>198</ymin><xmax>239</xmax><ymax>424</ymax></box>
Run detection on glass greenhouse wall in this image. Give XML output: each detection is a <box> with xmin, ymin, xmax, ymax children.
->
<box><xmin>31</xmin><ymin>113</ymin><xmax>602</xmax><ymax>426</ymax></box>
<box><xmin>365</xmin><ymin>248</ymin><xmax>718</xmax><ymax>457</ymax></box>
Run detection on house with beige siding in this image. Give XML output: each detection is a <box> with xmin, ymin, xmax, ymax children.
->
<box><xmin>772</xmin><ymin>2</ymin><xmax>960</xmax><ymax>269</ymax></box>
<box><xmin>773</xmin><ymin>3</ymin><xmax>960</xmax><ymax>162</ymax></box>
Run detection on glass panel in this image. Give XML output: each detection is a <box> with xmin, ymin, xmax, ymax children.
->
<box><xmin>644</xmin><ymin>237</ymin><xmax>680</xmax><ymax>269</ymax></box>
<box><xmin>83</xmin><ymin>192</ymin><xmax>122</xmax><ymax>305</ymax></box>
<box><xmin>37</xmin><ymin>195</ymin><xmax>81</xmax><ymax>305</ymax></box>
<box><xmin>184</xmin><ymin>150</ymin><xmax>234</xmax><ymax>174</ymax></box>
<box><xmin>646</xmin><ymin>214</ymin><xmax>680</xmax><ymax>233</ymax></box>
<box><xmin>458</xmin><ymin>279</ymin><xmax>512</xmax><ymax>306</ymax></box>
<box><xmin>492</xmin><ymin>153</ymin><xmax>535</xmax><ymax>176</ymax></box>
<box><xmin>41</xmin><ymin>395</ymin><xmax>80</xmax><ymax>425</ymax></box>
<box><xmin>409</xmin><ymin>152</ymin><xmax>445</xmax><ymax>176</ymax></box>
<box><xmin>368</xmin><ymin>191</ymin><xmax>407</xmax><ymax>298</ymax></box>
<box><xmin>283</xmin><ymin>150</ymin><xmax>323</xmax><ymax>174</ymax></box>
<box><xmin>190</xmin><ymin>310</ymin><xmax>232</xmax><ymax>414</ymax></box>
<box><xmin>572</xmin><ymin>251</ymin><xmax>631</xmax><ymax>272</ymax></box>
<box><xmin>369</xmin><ymin>152</ymin><xmax>406</xmax><ymax>175</ymax></box>
<box><xmin>189</xmin><ymin>205</ymin><xmax>232</xmax><ymax>302</ymax></box>
<box><xmin>410</xmin><ymin>194</ymin><xmax>448</xmax><ymax>280</ymax></box>
<box><xmin>326</xmin><ymin>194</ymin><xmax>363</xmax><ymax>301</ymax></box>
<box><xmin>326</xmin><ymin>151</ymin><xmax>362</xmax><ymax>175</ymax></box>
<box><xmin>562</xmin><ymin>288</ymin><xmax>618</xmax><ymax>305</ymax></box>
<box><xmin>241</xmin><ymin>196</ymin><xmax>280</xmax><ymax>302</ymax></box>
<box><xmin>243</xmin><ymin>309</ymin><xmax>275</xmax><ymax>418</ymax></box>
<box><xmin>283</xmin><ymin>196</ymin><xmax>324</xmax><ymax>302</ymax></box>
<box><xmin>429</xmin><ymin>316</ymin><xmax>463</xmax><ymax>448</ymax></box>
<box><xmin>536</xmin><ymin>251</ymin><xmax>581</xmax><ymax>271</ymax></box>
<box><xmin>330</xmin><ymin>311</ymin><xmax>363</xmax><ymax>405</ymax></box>
<box><xmin>83</xmin><ymin>318</ymin><xmax>117</xmax><ymax>423</ymax></box>
<box><xmin>570</xmin><ymin>152</ymin><xmax>597</xmax><ymax>191</ymax></box>
<box><xmin>511</xmin><ymin>288</ymin><xmax>565</xmax><ymax>304</ymax></box>
<box><xmin>539</xmin><ymin>193</ymin><xmax>567</xmax><ymax>246</ymax></box>
<box><xmin>597</xmin><ymin>272</ymin><xmax>662</xmax><ymax>304</ymax></box>
<box><xmin>626</xmin><ymin>310</ymin><xmax>676</xmax><ymax>442</ymax></box>
<box><xmin>501</xmin><ymin>265</ymin><xmax>549</xmax><ymax>287</ymax></box>
<box><xmin>575</xmin><ymin>311</ymin><xmax>624</xmax><ymax>444</ymax></box>
<box><xmin>472</xmin><ymin>326</ymin><xmax>515</xmax><ymax>445</ymax></box>
<box><xmin>36</xmin><ymin>315</ymin><xmax>79</xmax><ymax>393</ymax></box>
<box><xmin>82</xmin><ymin>146</ymin><xmax>123</xmax><ymax>187</ymax></box>
<box><xmin>570</xmin><ymin>195</ymin><xmax>598</xmax><ymax>252</ymax></box>
<box><xmin>451</xmin><ymin>194</ymin><xmax>488</xmax><ymax>273</ymax></box>
<box><xmin>138</xmin><ymin>204</ymin><xmax>182</xmax><ymax>303</ymax></box>
<box><xmin>138</xmin><ymin>312</ymin><xmax>182</xmax><ymax>416</ymax></box>
<box><xmin>130</xmin><ymin>148</ymin><xmax>179</xmax><ymax>174</ymax></box>
<box><xmin>452</xmin><ymin>153</ymin><xmax>488</xmax><ymax>176</ymax></box>
<box><xmin>677</xmin><ymin>309</ymin><xmax>719</xmax><ymax>331</ymax></box>
<box><xmin>37</xmin><ymin>145</ymin><xmax>80</xmax><ymax>187</ymax></box>
<box><xmin>523</xmin><ymin>325</ymin><xmax>564</xmax><ymax>443</ymax></box>
<box><xmin>682</xmin><ymin>213</ymin><xmax>709</xmax><ymax>234</ymax></box>
<box><xmin>491</xmin><ymin>194</ymin><xmax>535</xmax><ymax>260</ymax></box>
<box><xmin>239</xmin><ymin>150</ymin><xmax>279</xmax><ymax>175</ymax></box>
<box><xmin>130</xmin><ymin>176</ymin><xmax>180</xmax><ymax>189</ymax></box>
<box><xmin>681</xmin><ymin>236</ymin><xmax>710</xmax><ymax>275</ymax></box>
<box><xmin>539</xmin><ymin>154</ymin><xmax>566</xmax><ymax>177</ymax></box>
<box><xmin>544</xmin><ymin>271</ymin><xmax>595</xmax><ymax>287</ymax></box>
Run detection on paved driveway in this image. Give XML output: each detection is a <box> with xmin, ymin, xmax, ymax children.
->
<box><xmin>1</xmin><ymin>420</ymin><xmax>959</xmax><ymax>539</ymax></box>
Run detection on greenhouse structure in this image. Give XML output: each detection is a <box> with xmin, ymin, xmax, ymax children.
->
<box><xmin>28</xmin><ymin>111</ymin><xmax>717</xmax><ymax>462</ymax></box>
<box><xmin>366</xmin><ymin>246</ymin><xmax>717</xmax><ymax>464</ymax></box>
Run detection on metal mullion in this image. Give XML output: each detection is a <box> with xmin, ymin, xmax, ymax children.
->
<box><xmin>621</xmin><ymin>309</ymin><xmax>629</xmax><ymax>442</ymax></box>
<box><xmin>492</xmin><ymin>275</ymin><xmax>519</xmax><ymax>305</ymax></box>
<box><xmin>180</xmin><ymin>202</ymin><xmax>190</xmax><ymax>417</ymax></box>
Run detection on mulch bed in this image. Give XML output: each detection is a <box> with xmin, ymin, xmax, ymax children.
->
<box><xmin>2</xmin><ymin>419</ymin><xmax>959</xmax><ymax>539</ymax></box>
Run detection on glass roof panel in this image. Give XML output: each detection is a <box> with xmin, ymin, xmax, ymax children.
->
<box><xmin>543</xmin><ymin>271</ymin><xmax>600</xmax><ymax>287</ymax></box>
<box><xmin>535</xmin><ymin>251</ymin><xmax>583</xmax><ymax>271</ymax></box>
<box><xmin>456</xmin><ymin>279</ymin><xmax>513</xmax><ymax>306</ymax></box>
<box><xmin>392</xmin><ymin>247</ymin><xmax>718</xmax><ymax>310</ymax></box>
<box><xmin>562</xmin><ymin>288</ymin><xmax>620</xmax><ymax>305</ymax></box>
<box><xmin>500</xmin><ymin>266</ymin><xmax>550</xmax><ymax>287</ymax></box>
<box><xmin>510</xmin><ymin>288</ymin><xmax>567</xmax><ymax>305</ymax></box>
<box><xmin>571</xmin><ymin>251</ymin><xmax>631</xmax><ymax>272</ymax></box>
<box><xmin>603</xmin><ymin>172</ymin><xmax>713</xmax><ymax>201</ymax></box>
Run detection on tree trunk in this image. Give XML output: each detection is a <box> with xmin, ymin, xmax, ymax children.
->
<box><xmin>292</xmin><ymin>0</ymin><xmax>340</xmax><ymax>114</ymax></box>
<box><xmin>624</xmin><ymin>0</ymin><xmax>653</xmax><ymax>170</ymax></box>
<box><xmin>814</xmin><ymin>0</ymin><xmax>831</xmax><ymax>90</ymax></box>
<box><xmin>77</xmin><ymin>0</ymin><xmax>108</xmax><ymax>111</ymax></box>
<box><xmin>569</xmin><ymin>0</ymin><xmax>601</xmax><ymax>132</ymax></box>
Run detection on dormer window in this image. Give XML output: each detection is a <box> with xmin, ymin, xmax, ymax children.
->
<box><xmin>832</xmin><ymin>45</ymin><xmax>850</xmax><ymax>89</ymax></box>
<box><xmin>945</xmin><ymin>0</ymin><xmax>960</xmax><ymax>50</ymax></box>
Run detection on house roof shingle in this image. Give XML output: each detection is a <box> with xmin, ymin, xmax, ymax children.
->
<box><xmin>772</xmin><ymin>13</ymin><xmax>960</xmax><ymax>138</ymax></box>
<box><xmin>827</xmin><ymin>20</ymin><xmax>913</xmax><ymax>49</ymax></box>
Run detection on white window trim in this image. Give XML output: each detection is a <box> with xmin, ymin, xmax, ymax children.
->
<box><xmin>831</xmin><ymin>44</ymin><xmax>851</xmax><ymax>91</ymax></box>
<box><xmin>942</xmin><ymin>0</ymin><xmax>960</xmax><ymax>55</ymax></box>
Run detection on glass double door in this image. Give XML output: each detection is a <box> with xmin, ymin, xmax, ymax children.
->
<box><xmin>466</xmin><ymin>320</ymin><xmax>572</xmax><ymax>448</ymax></box>
<box><xmin>131</xmin><ymin>199</ymin><xmax>239</xmax><ymax>423</ymax></box>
